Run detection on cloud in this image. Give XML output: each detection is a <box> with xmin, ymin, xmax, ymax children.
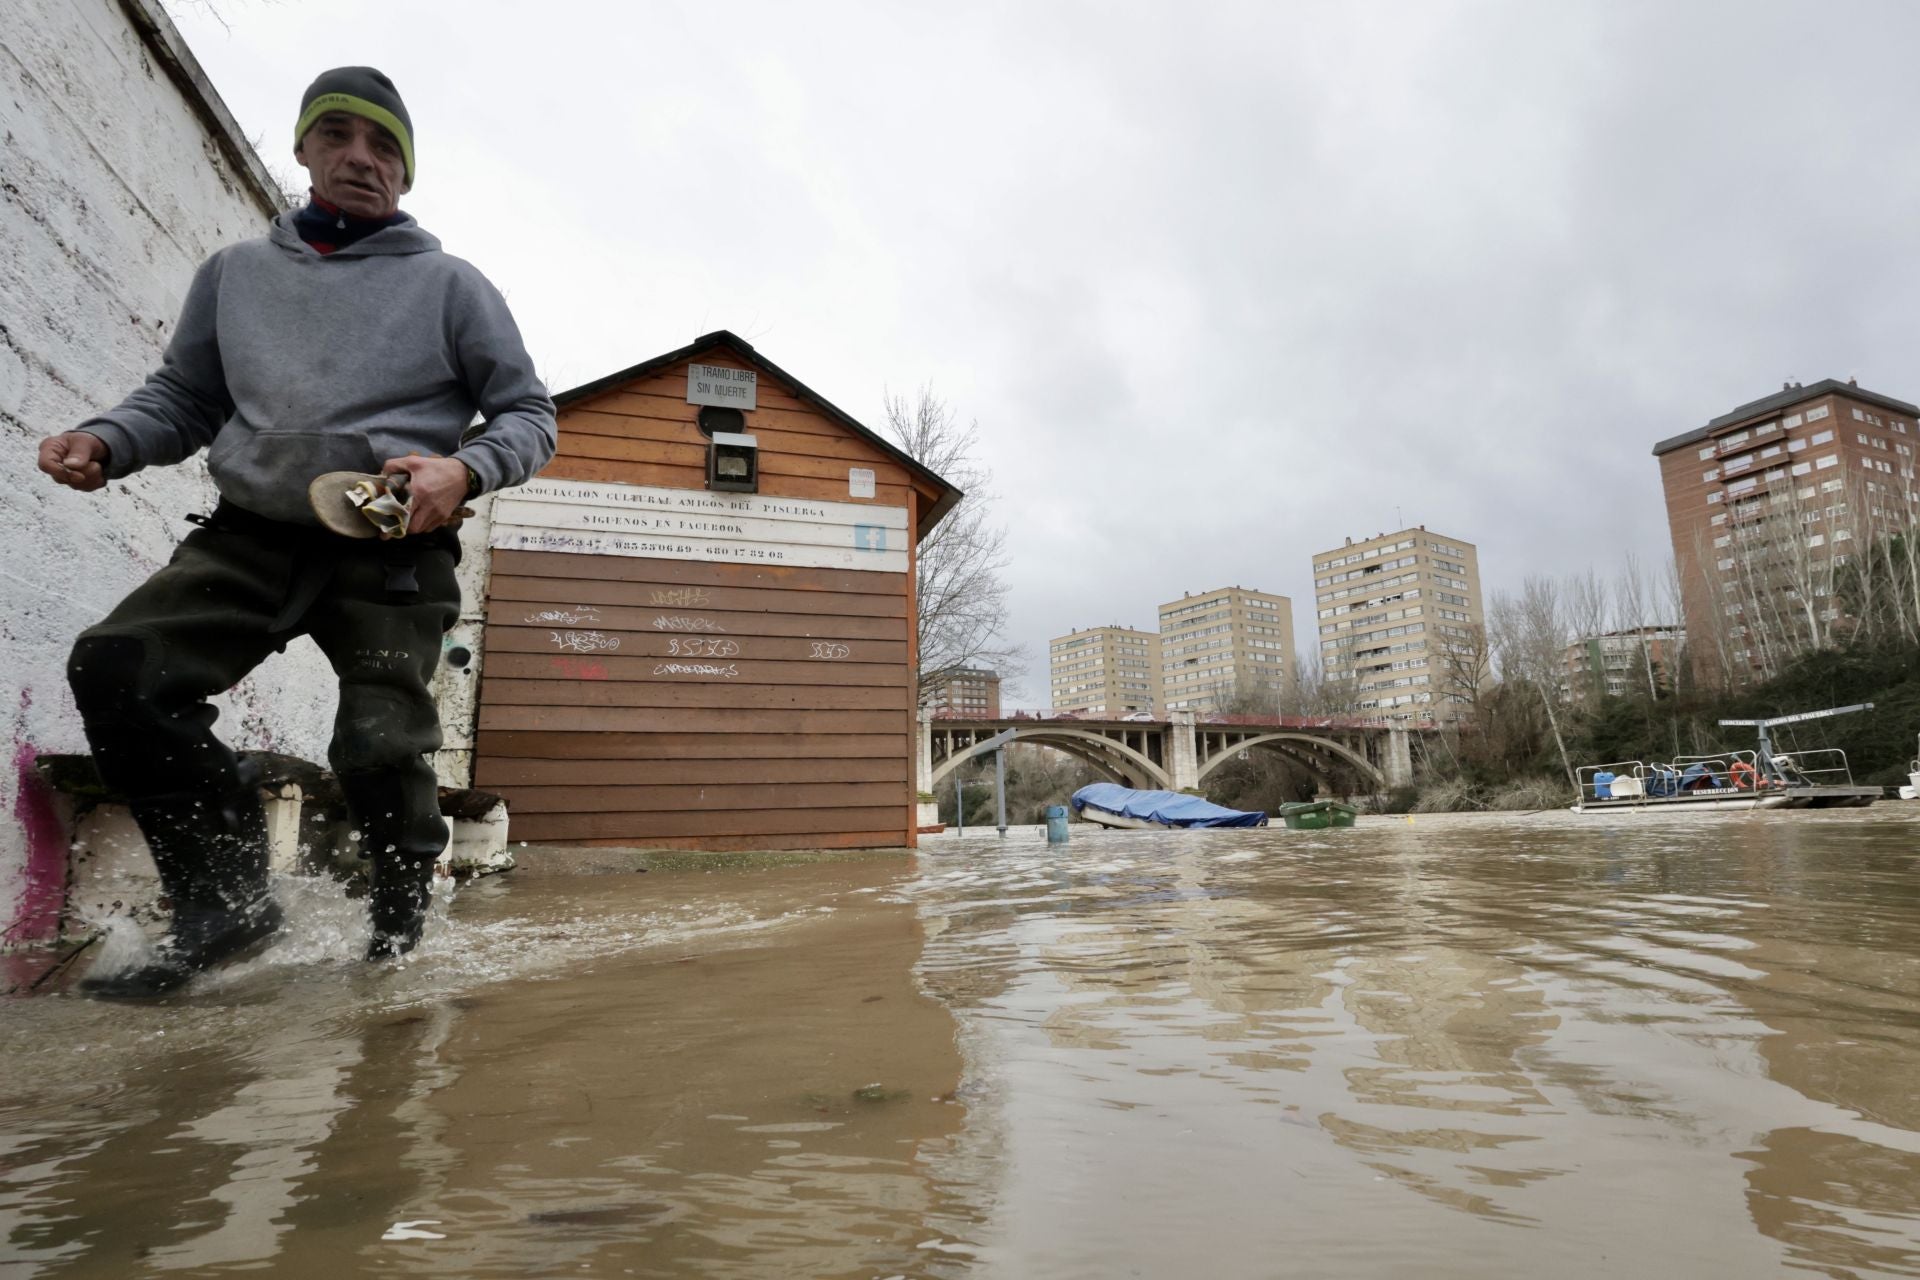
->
<box><xmin>170</xmin><ymin>0</ymin><xmax>1920</xmax><ymax>702</ymax></box>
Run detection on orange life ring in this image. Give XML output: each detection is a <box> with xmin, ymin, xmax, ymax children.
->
<box><xmin>1729</xmin><ymin>760</ymin><xmax>1758</xmax><ymax>790</ymax></box>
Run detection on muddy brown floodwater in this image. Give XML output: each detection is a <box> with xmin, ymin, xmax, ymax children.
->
<box><xmin>4</xmin><ymin>809</ymin><xmax>1920</xmax><ymax>1278</ymax></box>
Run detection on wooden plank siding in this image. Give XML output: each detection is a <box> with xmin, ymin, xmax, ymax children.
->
<box><xmin>473</xmin><ymin>347</ymin><xmax>933</xmax><ymax>850</ymax></box>
<box><xmin>540</xmin><ymin>358</ymin><xmax>920</xmax><ymax>509</ymax></box>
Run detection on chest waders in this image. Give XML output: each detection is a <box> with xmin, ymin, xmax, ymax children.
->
<box><xmin>67</xmin><ymin>500</ymin><xmax>462</xmax><ymax>996</ymax></box>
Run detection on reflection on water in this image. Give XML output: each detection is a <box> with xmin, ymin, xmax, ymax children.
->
<box><xmin>3</xmin><ymin>810</ymin><xmax>1920</xmax><ymax>1277</ymax></box>
<box><xmin>0</xmin><ymin>862</ymin><xmax>970</xmax><ymax>1278</ymax></box>
<box><xmin>907</xmin><ymin>810</ymin><xmax>1920</xmax><ymax>1279</ymax></box>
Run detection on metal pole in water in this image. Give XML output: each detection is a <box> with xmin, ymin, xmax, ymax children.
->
<box><xmin>995</xmin><ymin>748</ymin><xmax>1008</xmax><ymax>837</ymax></box>
<box><xmin>955</xmin><ymin>771</ymin><xmax>964</xmax><ymax>836</ymax></box>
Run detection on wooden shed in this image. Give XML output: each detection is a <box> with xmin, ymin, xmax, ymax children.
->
<box><xmin>471</xmin><ymin>331</ymin><xmax>958</xmax><ymax>851</ymax></box>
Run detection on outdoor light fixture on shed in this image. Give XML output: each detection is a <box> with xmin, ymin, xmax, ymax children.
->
<box><xmin>707</xmin><ymin>431</ymin><xmax>759</xmax><ymax>493</ymax></box>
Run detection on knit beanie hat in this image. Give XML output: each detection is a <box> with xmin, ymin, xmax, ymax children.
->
<box><xmin>294</xmin><ymin>67</ymin><xmax>415</xmax><ymax>184</ymax></box>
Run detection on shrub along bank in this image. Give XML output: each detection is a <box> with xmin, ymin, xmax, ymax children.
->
<box><xmin>1404</xmin><ymin>645</ymin><xmax>1920</xmax><ymax>811</ymax></box>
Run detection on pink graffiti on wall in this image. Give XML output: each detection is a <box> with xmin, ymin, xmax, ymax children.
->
<box><xmin>6</xmin><ymin>739</ymin><xmax>67</xmax><ymax>946</ymax></box>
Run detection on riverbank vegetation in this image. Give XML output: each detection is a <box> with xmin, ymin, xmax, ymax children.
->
<box><xmin>1398</xmin><ymin>562</ymin><xmax>1920</xmax><ymax>810</ymax></box>
<box><xmin>1395</xmin><ymin>643</ymin><xmax>1920</xmax><ymax>811</ymax></box>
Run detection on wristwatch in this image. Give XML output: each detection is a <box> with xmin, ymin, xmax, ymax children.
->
<box><xmin>462</xmin><ymin>463</ymin><xmax>483</xmax><ymax>499</ymax></box>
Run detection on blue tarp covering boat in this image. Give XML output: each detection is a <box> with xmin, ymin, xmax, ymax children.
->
<box><xmin>1070</xmin><ymin>784</ymin><xmax>1269</xmax><ymax>829</ymax></box>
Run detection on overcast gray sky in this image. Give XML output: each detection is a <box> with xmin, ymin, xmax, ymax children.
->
<box><xmin>167</xmin><ymin>0</ymin><xmax>1920</xmax><ymax>705</ymax></box>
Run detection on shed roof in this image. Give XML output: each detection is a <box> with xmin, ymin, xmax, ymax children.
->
<box><xmin>554</xmin><ymin>330</ymin><xmax>962</xmax><ymax>539</ymax></box>
<box><xmin>1651</xmin><ymin>379</ymin><xmax>1920</xmax><ymax>457</ymax></box>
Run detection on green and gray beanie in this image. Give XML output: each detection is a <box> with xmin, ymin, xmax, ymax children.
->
<box><xmin>294</xmin><ymin>66</ymin><xmax>415</xmax><ymax>184</ymax></box>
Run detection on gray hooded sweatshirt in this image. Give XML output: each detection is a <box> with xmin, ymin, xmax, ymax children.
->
<box><xmin>80</xmin><ymin>211</ymin><xmax>556</xmax><ymax>525</ymax></box>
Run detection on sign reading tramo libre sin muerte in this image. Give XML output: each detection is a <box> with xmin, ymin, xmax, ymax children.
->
<box><xmin>685</xmin><ymin>364</ymin><xmax>757</xmax><ymax>410</ymax></box>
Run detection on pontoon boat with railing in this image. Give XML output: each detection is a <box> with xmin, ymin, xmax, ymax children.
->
<box><xmin>1572</xmin><ymin>703</ymin><xmax>1882</xmax><ymax>813</ymax></box>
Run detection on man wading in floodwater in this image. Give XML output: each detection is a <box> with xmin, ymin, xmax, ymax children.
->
<box><xmin>37</xmin><ymin>67</ymin><xmax>556</xmax><ymax>998</ymax></box>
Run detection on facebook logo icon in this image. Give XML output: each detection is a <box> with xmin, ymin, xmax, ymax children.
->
<box><xmin>853</xmin><ymin>525</ymin><xmax>887</xmax><ymax>552</ymax></box>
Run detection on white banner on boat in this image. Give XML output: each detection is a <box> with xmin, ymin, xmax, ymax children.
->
<box><xmin>491</xmin><ymin>477</ymin><xmax>909</xmax><ymax>573</ymax></box>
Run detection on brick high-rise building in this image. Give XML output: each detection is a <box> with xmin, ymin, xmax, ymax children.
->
<box><xmin>1653</xmin><ymin>379</ymin><xmax>1919</xmax><ymax>681</ymax></box>
<box><xmin>1311</xmin><ymin>527</ymin><xmax>1483</xmax><ymax>722</ymax></box>
<box><xmin>924</xmin><ymin>667</ymin><xmax>1002</xmax><ymax>717</ymax></box>
<box><xmin>1048</xmin><ymin>626</ymin><xmax>1160</xmax><ymax>716</ymax></box>
<box><xmin>1156</xmin><ymin>587</ymin><xmax>1295</xmax><ymax>713</ymax></box>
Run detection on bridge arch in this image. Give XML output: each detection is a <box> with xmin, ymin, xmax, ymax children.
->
<box><xmin>1194</xmin><ymin>732</ymin><xmax>1385</xmax><ymax>791</ymax></box>
<box><xmin>930</xmin><ymin>727</ymin><xmax>1171</xmax><ymax>791</ymax></box>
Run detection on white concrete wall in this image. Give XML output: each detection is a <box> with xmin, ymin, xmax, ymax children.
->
<box><xmin>432</xmin><ymin>492</ymin><xmax>496</xmax><ymax>789</ymax></box>
<box><xmin>0</xmin><ymin>0</ymin><xmax>337</xmax><ymax>944</ymax></box>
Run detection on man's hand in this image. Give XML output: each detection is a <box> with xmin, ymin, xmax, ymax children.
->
<box><xmin>38</xmin><ymin>432</ymin><xmax>111</xmax><ymax>491</ymax></box>
<box><xmin>380</xmin><ymin>454</ymin><xmax>470</xmax><ymax>535</ymax></box>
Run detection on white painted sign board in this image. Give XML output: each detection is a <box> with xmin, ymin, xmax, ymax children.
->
<box><xmin>848</xmin><ymin>467</ymin><xmax>876</xmax><ymax>498</ymax></box>
<box><xmin>492</xmin><ymin>478</ymin><xmax>908</xmax><ymax>573</ymax></box>
<box><xmin>686</xmin><ymin>363</ymin><xmax>758</xmax><ymax>410</ymax></box>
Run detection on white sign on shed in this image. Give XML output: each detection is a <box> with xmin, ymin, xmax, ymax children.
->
<box><xmin>686</xmin><ymin>363</ymin><xmax>758</xmax><ymax>410</ymax></box>
<box><xmin>491</xmin><ymin>477</ymin><xmax>909</xmax><ymax>573</ymax></box>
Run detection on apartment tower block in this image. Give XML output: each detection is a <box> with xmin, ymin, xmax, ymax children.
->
<box><xmin>1048</xmin><ymin>626</ymin><xmax>1161</xmax><ymax>716</ymax></box>
<box><xmin>1653</xmin><ymin>379</ymin><xmax>1918</xmax><ymax>680</ymax></box>
<box><xmin>1156</xmin><ymin>587</ymin><xmax>1295</xmax><ymax>713</ymax></box>
<box><xmin>1311</xmin><ymin>527</ymin><xmax>1483</xmax><ymax>721</ymax></box>
<box><xmin>924</xmin><ymin>667</ymin><xmax>1003</xmax><ymax>717</ymax></box>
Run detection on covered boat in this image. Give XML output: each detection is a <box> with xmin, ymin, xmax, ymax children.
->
<box><xmin>1070</xmin><ymin>784</ymin><xmax>1269</xmax><ymax>830</ymax></box>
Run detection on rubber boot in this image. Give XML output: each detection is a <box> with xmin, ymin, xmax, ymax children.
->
<box><xmin>80</xmin><ymin>786</ymin><xmax>283</xmax><ymax>999</ymax></box>
<box><xmin>344</xmin><ymin>772</ymin><xmax>449</xmax><ymax>961</ymax></box>
<box><xmin>366</xmin><ymin>854</ymin><xmax>440</xmax><ymax>960</ymax></box>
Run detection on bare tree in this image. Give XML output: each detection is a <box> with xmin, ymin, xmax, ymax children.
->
<box><xmin>1616</xmin><ymin>552</ymin><xmax>1659</xmax><ymax>698</ymax></box>
<box><xmin>1713</xmin><ymin>476</ymin><xmax>1848</xmax><ymax>674</ymax></box>
<box><xmin>1664</xmin><ymin>546</ymin><xmax>1720</xmax><ymax>694</ymax></box>
<box><xmin>1898</xmin><ymin>484</ymin><xmax>1920</xmax><ymax>645</ymax></box>
<box><xmin>1564</xmin><ymin>567</ymin><xmax>1609</xmax><ymax>705</ymax></box>
<box><xmin>1283</xmin><ymin>645</ymin><xmax>1361</xmax><ymax>717</ymax></box>
<box><xmin>1433</xmin><ymin>622</ymin><xmax>1491</xmax><ymax>722</ymax></box>
<box><xmin>1488</xmin><ymin>577</ymin><xmax>1578</xmax><ymax>790</ymax></box>
<box><xmin>882</xmin><ymin>387</ymin><xmax>1020</xmax><ymax>697</ymax></box>
<box><xmin>1896</xmin><ymin>477</ymin><xmax>1920</xmax><ymax>645</ymax></box>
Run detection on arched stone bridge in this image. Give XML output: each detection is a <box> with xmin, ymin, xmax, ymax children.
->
<box><xmin>921</xmin><ymin>711</ymin><xmax>1421</xmax><ymax>796</ymax></box>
